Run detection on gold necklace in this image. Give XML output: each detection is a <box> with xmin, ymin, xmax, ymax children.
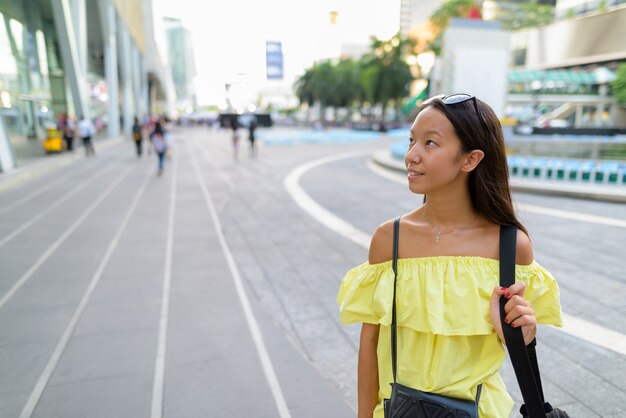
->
<box><xmin>424</xmin><ymin>212</ymin><xmax>479</xmax><ymax>243</ymax></box>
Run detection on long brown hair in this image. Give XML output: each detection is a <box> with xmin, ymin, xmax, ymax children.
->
<box><xmin>419</xmin><ymin>96</ymin><xmax>528</xmax><ymax>236</ymax></box>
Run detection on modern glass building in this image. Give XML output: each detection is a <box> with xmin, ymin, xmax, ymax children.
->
<box><xmin>0</xmin><ymin>0</ymin><xmax>174</xmax><ymax>172</ymax></box>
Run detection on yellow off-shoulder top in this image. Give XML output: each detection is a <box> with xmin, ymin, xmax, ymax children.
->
<box><xmin>336</xmin><ymin>256</ymin><xmax>563</xmax><ymax>418</ymax></box>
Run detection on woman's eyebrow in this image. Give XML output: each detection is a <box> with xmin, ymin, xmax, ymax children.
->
<box><xmin>411</xmin><ymin>129</ymin><xmax>443</xmax><ymax>138</ymax></box>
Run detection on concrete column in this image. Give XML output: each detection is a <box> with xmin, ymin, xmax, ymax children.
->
<box><xmin>51</xmin><ymin>0</ymin><xmax>89</xmax><ymax>120</ymax></box>
<box><xmin>98</xmin><ymin>0</ymin><xmax>120</xmax><ymax>137</ymax></box>
<box><xmin>118</xmin><ymin>23</ymin><xmax>134</xmax><ymax>134</ymax></box>
<box><xmin>141</xmin><ymin>57</ymin><xmax>150</xmax><ymax>118</ymax></box>
<box><xmin>131</xmin><ymin>44</ymin><xmax>144</xmax><ymax>118</ymax></box>
<box><xmin>0</xmin><ymin>115</ymin><xmax>16</xmax><ymax>172</ymax></box>
<box><xmin>575</xmin><ymin>104</ymin><xmax>584</xmax><ymax>128</ymax></box>
<box><xmin>71</xmin><ymin>0</ymin><xmax>87</xmax><ymax>76</ymax></box>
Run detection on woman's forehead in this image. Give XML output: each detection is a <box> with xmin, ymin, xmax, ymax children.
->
<box><xmin>410</xmin><ymin>107</ymin><xmax>454</xmax><ymax>136</ymax></box>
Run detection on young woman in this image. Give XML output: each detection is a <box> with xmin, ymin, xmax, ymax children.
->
<box><xmin>337</xmin><ymin>94</ymin><xmax>563</xmax><ymax>418</ymax></box>
<box><xmin>151</xmin><ymin>121</ymin><xmax>168</xmax><ymax>175</ymax></box>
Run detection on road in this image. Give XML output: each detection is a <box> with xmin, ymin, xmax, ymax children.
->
<box><xmin>1</xmin><ymin>126</ymin><xmax>624</xmax><ymax>417</ymax></box>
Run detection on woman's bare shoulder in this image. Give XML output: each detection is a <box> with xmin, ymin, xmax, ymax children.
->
<box><xmin>516</xmin><ymin>229</ymin><xmax>534</xmax><ymax>265</ymax></box>
<box><xmin>368</xmin><ymin>219</ymin><xmax>396</xmax><ymax>264</ymax></box>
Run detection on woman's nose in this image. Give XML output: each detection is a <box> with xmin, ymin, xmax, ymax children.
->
<box><xmin>405</xmin><ymin>147</ymin><xmax>421</xmax><ymax>166</ymax></box>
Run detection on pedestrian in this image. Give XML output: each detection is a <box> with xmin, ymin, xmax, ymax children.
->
<box><xmin>229</xmin><ymin>115</ymin><xmax>239</xmax><ymax>160</ymax></box>
<box><xmin>64</xmin><ymin>116</ymin><xmax>75</xmax><ymax>152</ymax></box>
<box><xmin>248</xmin><ymin>116</ymin><xmax>257</xmax><ymax>158</ymax></box>
<box><xmin>150</xmin><ymin>121</ymin><xmax>168</xmax><ymax>176</ymax></box>
<box><xmin>336</xmin><ymin>94</ymin><xmax>563</xmax><ymax>418</ymax></box>
<box><xmin>77</xmin><ymin>115</ymin><xmax>96</xmax><ymax>157</ymax></box>
<box><xmin>132</xmin><ymin>116</ymin><xmax>143</xmax><ymax>157</ymax></box>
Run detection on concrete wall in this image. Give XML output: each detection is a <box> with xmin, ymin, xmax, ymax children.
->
<box><xmin>438</xmin><ymin>19</ymin><xmax>511</xmax><ymax>118</ymax></box>
<box><xmin>514</xmin><ymin>5</ymin><xmax>626</xmax><ymax>68</ymax></box>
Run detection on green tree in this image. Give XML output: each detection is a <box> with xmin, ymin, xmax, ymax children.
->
<box><xmin>427</xmin><ymin>0</ymin><xmax>555</xmax><ymax>54</ymax></box>
<box><xmin>294</xmin><ymin>61</ymin><xmax>337</xmax><ymax>122</ymax></box>
<box><xmin>612</xmin><ymin>63</ymin><xmax>626</xmax><ymax>106</ymax></box>
<box><xmin>361</xmin><ymin>33</ymin><xmax>414</xmax><ymax>130</ymax></box>
<box><xmin>330</xmin><ymin>58</ymin><xmax>364</xmax><ymax>121</ymax></box>
<box><xmin>496</xmin><ymin>3</ymin><xmax>555</xmax><ymax>30</ymax></box>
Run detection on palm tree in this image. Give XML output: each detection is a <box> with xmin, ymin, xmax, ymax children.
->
<box><xmin>294</xmin><ymin>68</ymin><xmax>316</xmax><ymax>122</ymax></box>
<box><xmin>361</xmin><ymin>33</ymin><xmax>414</xmax><ymax>130</ymax></box>
<box><xmin>332</xmin><ymin>58</ymin><xmax>363</xmax><ymax>121</ymax></box>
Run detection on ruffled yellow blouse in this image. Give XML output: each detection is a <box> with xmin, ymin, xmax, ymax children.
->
<box><xmin>337</xmin><ymin>257</ymin><xmax>563</xmax><ymax>418</ymax></box>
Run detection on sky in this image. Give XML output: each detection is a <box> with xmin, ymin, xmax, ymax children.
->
<box><xmin>154</xmin><ymin>0</ymin><xmax>401</xmax><ymax>107</ymax></box>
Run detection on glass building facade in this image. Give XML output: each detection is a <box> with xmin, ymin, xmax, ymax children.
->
<box><xmin>0</xmin><ymin>0</ymin><xmax>173</xmax><ymax>172</ymax></box>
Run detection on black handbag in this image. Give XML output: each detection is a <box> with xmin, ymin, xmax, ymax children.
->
<box><xmin>383</xmin><ymin>218</ymin><xmax>481</xmax><ymax>418</ymax></box>
<box><xmin>499</xmin><ymin>226</ymin><xmax>570</xmax><ymax>418</ymax></box>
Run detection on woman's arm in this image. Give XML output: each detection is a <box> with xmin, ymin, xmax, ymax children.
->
<box><xmin>358</xmin><ymin>323</ymin><xmax>380</xmax><ymax>418</ymax></box>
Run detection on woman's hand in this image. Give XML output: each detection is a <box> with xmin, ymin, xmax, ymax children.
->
<box><xmin>490</xmin><ymin>282</ymin><xmax>537</xmax><ymax>345</ymax></box>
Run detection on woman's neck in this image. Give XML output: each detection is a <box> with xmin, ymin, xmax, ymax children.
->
<box><xmin>423</xmin><ymin>192</ymin><xmax>478</xmax><ymax>227</ymax></box>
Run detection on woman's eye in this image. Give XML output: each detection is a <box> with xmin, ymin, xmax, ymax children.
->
<box><xmin>425</xmin><ymin>140</ymin><xmax>437</xmax><ymax>147</ymax></box>
<box><xmin>408</xmin><ymin>137</ymin><xmax>415</xmax><ymax>146</ymax></box>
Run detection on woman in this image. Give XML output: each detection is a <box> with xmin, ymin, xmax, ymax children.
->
<box><xmin>337</xmin><ymin>94</ymin><xmax>563</xmax><ymax>418</ymax></box>
<box><xmin>132</xmin><ymin>116</ymin><xmax>143</xmax><ymax>157</ymax></box>
<box><xmin>151</xmin><ymin>121</ymin><xmax>168</xmax><ymax>175</ymax></box>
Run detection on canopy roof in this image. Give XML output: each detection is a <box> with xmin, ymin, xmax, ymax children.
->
<box><xmin>508</xmin><ymin>68</ymin><xmax>615</xmax><ymax>85</ymax></box>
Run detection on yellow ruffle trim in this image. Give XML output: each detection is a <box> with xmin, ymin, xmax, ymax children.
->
<box><xmin>337</xmin><ymin>256</ymin><xmax>563</xmax><ymax>335</ymax></box>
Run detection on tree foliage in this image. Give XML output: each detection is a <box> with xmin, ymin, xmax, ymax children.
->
<box><xmin>496</xmin><ymin>3</ymin><xmax>555</xmax><ymax>30</ymax></box>
<box><xmin>293</xmin><ymin>33</ymin><xmax>414</xmax><ymax>125</ymax></box>
<box><xmin>612</xmin><ymin>63</ymin><xmax>626</xmax><ymax>106</ymax></box>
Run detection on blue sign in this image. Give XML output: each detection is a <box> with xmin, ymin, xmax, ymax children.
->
<box><xmin>266</xmin><ymin>41</ymin><xmax>283</xmax><ymax>80</ymax></box>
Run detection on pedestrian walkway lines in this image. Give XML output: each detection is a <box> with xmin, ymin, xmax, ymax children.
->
<box><xmin>284</xmin><ymin>150</ymin><xmax>373</xmax><ymax>249</ymax></box>
<box><xmin>0</xmin><ymin>164</ymin><xmax>135</xmax><ymax>311</ymax></box>
<box><xmin>187</xmin><ymin>141</ymin><xmax>292</xmax><ymax>418</ymax></box>
<box><xmin>150</xmin><ymin>151</ymin><xmax>177</xmax><ymax>418</ymax></box>
<box><xmin>0</xmin><ymin>137</ymin><xmax>125</xmax><ymax>194</ymax></box>
<box><xmin>18</xmin><ymin>164</ymin><xmax>153</xmax><ymax>418</ymax></box>
<box><xmin>284</xmin><ymin>151</ymin><xmax>626</xmax><ymax>357</ymax></box>
<box><xmin>517</xmin><ymin>203</ymin><xmax>626</xmax><ymax>228</ymax></box>
<box><xmin>0</xmin><ymin>160</ymin><xmax>119</xmax><ymax>248</ymax></box>
<box><xmin>0</xmin><ymin>154</ymin><xmax>99</xmax><ymax>216</ymax></box>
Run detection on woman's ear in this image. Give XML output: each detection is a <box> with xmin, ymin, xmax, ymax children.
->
<box><xmin>461</xmin><ymin>150</ymin><xmax>485</xmax><ymax>172</ymax></box>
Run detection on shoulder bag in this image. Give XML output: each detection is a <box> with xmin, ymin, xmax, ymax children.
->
<box><xmin>383</xmin><ymin>217</ymin><xmax>481</xmax><ymax>418</ymax></box>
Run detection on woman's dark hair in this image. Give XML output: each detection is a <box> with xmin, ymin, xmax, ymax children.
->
<box><xmin>153</xmin><ymin>121</ymin><xmax>164</xmax><ymax>135</ymax></box>
<box><xmin>418</xmin><ymin>96</ymin><xmax>528</xmax><ymax>236</ymax></box>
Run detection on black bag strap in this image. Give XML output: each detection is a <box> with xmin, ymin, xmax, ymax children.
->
<box><xmin>499</xmin><ymin>225</ymin><xmax>547</xmax><ymax>418</ymax></box>
<box><xmin>390</xmin><ymin>217</ymin><xmax>482</xmax><ymax>403</ymax></box>
<box><xmin>391</xmin><ymin>217</ymin><xmax>400</xmax><ymax>382</ymax></box>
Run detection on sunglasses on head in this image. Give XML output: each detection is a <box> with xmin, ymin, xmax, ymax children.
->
<box><xmin>427</xmin><ymin>93</ymin><xmax>485</xmax><ymax>128</ymax></box>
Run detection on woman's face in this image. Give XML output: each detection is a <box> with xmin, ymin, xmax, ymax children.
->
<box><xmin>404</xmin><ymin>106</ymin><xmax>468</xmax><ymax>195</ymax></box>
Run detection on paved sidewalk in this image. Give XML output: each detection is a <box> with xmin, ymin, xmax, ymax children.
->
<box><xmin>2</xmin><ymin>127</ymin><xmax>625</xmax><ymax>417</ymax></box>
<box><xmin>373</xmin><ymin>149</ymin><xmax>626</xmax><ymax>203</ymax></box>
<box><xmin>0</xmin><ymin>135</ymin><xmax>125</xmax><ymax>193</ymax></box>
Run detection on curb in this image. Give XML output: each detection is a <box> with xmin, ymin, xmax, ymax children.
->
<box><xmin>372</xmin><ymin>150</ymin><xmax>626</xmax><ymax>203</ymax></box>
<box><xmin>0</xmin><ymin>136</ymin><xmax>125</xmax><ymax>194</ymax></box>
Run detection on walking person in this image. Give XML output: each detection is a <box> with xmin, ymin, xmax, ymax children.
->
<box><xmin>58</xmin><ymin>113</ymin><xmax>75</xmax><ymax>152</ymax></box>
<box><xmin>150</xmin><ymin>121</ymin><xmax>168</xmax><ymax>176</ymax></box>
<box><xmin>229</xmin><ymin>115</ymin><xmax>239</xmax><ymax>160</ymax></box>
<box><xmin>77</xmin><ymin>115</ymin><xmax>96</xmax><ymax>157</ymax></box>
<box><xmin>132</xmin><ymin>116</ymin><xmax>143</xmax><ymax>157</ymax></box>
<box><xmin>337</xmin><ymin>94</ymin><xmax>563</xmax><ymax>418</ymax></box>
<box><xmin>248</xmin><ymin>116</ymin><xmax>257</xmax><ymax>158</ymax></box>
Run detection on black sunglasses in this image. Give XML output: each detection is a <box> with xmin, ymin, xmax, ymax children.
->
<box><xmin>427</xmin><ymin>93</ymin><xmax>485</xmax><ymax>128</ymax></box>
